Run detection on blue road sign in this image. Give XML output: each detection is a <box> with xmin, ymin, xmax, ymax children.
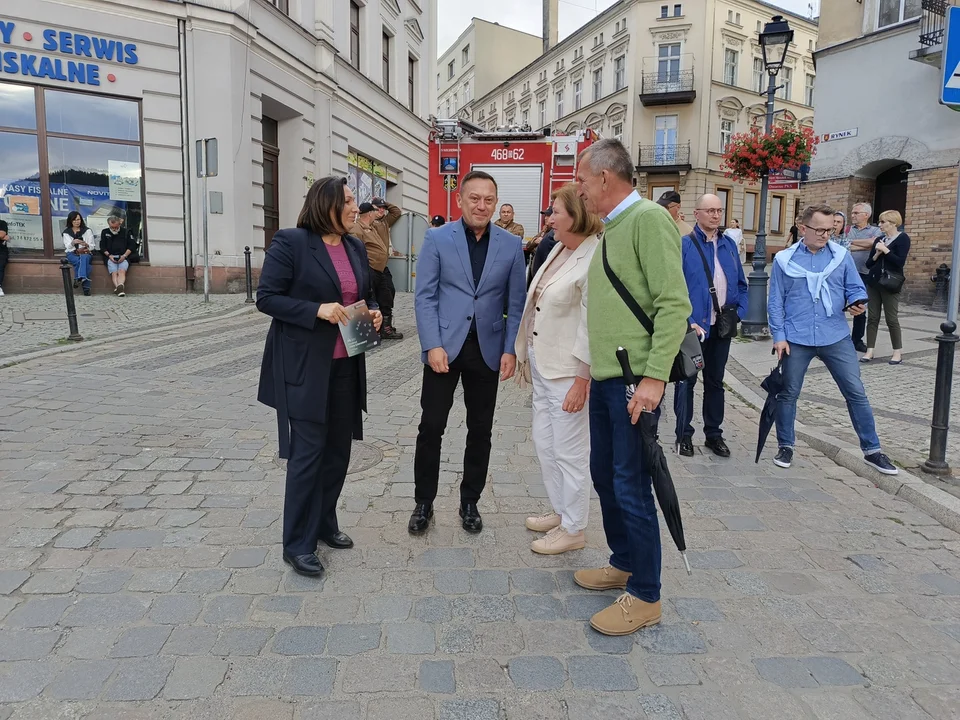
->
<box><xmin>942</xmin><ymin>6</ymin><xmax>960</xmax><ymax>107</ymax></box>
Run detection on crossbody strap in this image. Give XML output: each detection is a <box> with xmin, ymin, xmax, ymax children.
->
<box><xmin>690</xmin><ymin>235</ymin><xmax>722</xmax><ymax>317</ymax></box>
<box><xmin>601</xmin><ymin>233</ymin><xmax>655</xmax><ymax>337</ymax></box>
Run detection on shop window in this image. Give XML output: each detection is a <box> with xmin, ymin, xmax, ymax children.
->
<box><xmin>0</xmin><ymin>132</ymin><xmax>42</xmax><ymax>251</ymax></box>
<box><xmin>45</xmin><ymin>90</ymin><xmax>140</xmax><ymax>141</ymax></box>
<box><xmin>0</xmin><ymin>83</ymin><xmax>37</xmax><ymax>130</ymax></box>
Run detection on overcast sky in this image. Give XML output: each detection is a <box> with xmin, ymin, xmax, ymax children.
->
<box><xmin>437</xmin><ymin>0</ymin><xmax>820</xmax><ymax>55</ymax></box>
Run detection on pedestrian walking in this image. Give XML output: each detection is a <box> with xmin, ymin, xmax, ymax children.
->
<box><xmin>575</xmin><ymin>139</ymin><xmax>692</xmax><ymax>636</ymax></box>
<box><xmin>409</xmin><ymin>171</ymin><xmax>526</xmax><ymax>536</ymax></box>
<box><xmin>767</xmin><ymin>204</ymin><xmax>897</xmax><ymax>476</ymax></box>
<box><xmin>861</xmin><ymin>210</ymin><xmax>911</xmax><ymax>365</ymax></box>
<box><xmin>845</xmin><ymin>203</ymin><xmax>884</xmax><ymax>352</ymax></box>
<box><xmin>515</xmin><ymin>184</ymin><xmax>600</xmax><ymax>555</ymax></box>
<box><xmin>256</xmin><ymin>176</ymin><xmax>383</xmax><ymax>578</ymax></box>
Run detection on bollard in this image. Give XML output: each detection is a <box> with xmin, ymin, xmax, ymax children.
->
<box><xmin>59</xmin><ymin>258</ymin><xmax>84</xmax><ymax>342</ymax></box>
<box><xmin>922</xmin><ymin>321</ymin><xmax>958</xmax><ymax>476</ymax></box>
<box><xmin>932</xmin><ymin>264</ymin><xmax>950</xmax><ymax>313</ymax></box>
<box><xmin>244</xmin><ymin>246</ymin><xmax>254</xmax><ymax>304</ymax></box>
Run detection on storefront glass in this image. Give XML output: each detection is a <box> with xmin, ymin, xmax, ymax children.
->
<box><xmin>0</xmin><ymin>80</ymin><xmax>145</xmax><ymax>259</ymax></box>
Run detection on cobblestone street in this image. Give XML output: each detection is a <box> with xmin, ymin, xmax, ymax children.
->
<box><xmin>1</xmin><ymin>294</ymin><xmax>959</xmax><ymax>719</ymax></box>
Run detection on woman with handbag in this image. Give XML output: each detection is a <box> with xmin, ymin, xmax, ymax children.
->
<box><xmin>515</xmin><ymin>184</ymin><xmax>600</xmax><ymax>555</ymax></box>
<box><xmin>861</xmin><ymin>210</ymin><xmax>910</xmax><ymax>365</ymax></box>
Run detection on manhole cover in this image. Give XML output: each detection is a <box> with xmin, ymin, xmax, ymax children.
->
<box><xmin>274</xmin><ymin>440</ymin><xmax>383</xmax><ymax>474</ymax></box>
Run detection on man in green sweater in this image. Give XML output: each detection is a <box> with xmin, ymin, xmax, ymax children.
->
<box><xmin>573</xmin><ymin>139</ymin><xmax>692</xmax><ymax>636</ymax></box>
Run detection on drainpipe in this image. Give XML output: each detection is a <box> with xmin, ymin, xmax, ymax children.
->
<box><xmin>178</xmin><ymin>17</ymin><xmax>195</xmax><ymax>291</ymax></box>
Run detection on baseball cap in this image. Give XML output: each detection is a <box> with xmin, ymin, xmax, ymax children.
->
<box><xmin>371</xmin><ymin>198</ymin><xmax>387</xmax><ymax>208</ymax></box>
<box><xmin>540</xmin><ymin>207</ymin><xmax>554</xmax><ymax>216</ymax></box>
<box><xmin>358</xmin><ymin>202</ymin><xmax>376</xmax><ymax>213</ymax></box>
<box><xmin>431</xmin><ymin>215</ymin><xmax>446</xmax><ymax>226</ymax></box>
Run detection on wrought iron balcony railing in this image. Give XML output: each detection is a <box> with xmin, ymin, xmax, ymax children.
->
<box><xmin>640</xmin><ymin>70</ymin><xmax>696</xmax><ymax>96</ymax></box>
<box><xmin>636</xmin><ymin>142</ymin><xmax>692</xmax><ymax>170</ymax></box>
<box><xmin>920</xmin><ymin>0</ymin><xmax>953</xmax><ymax>48</ymax></box>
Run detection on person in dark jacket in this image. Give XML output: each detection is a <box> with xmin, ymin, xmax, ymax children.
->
<box><xmin>861</xmin><ymin>210</ymin><xmax>911</xmax><ymax>365</ymax></box>
<box><xmin>99</xmin><ymin>216</ymin><xmax>137</xmax><ymax>296</ymax></box>
<box><xmin>257</xmin><ymin>176</ymin><xmax>382</xmax><ymax>578</ymax></box>
<box><xmin>527</xmin><ymin>208</ymin><xmax>556</xmax><ymax>287</ymax></box>
<box><xmin>0</xmin><ymin>219</ymin><xmax>9</xmax><ymax>296</ymax></box>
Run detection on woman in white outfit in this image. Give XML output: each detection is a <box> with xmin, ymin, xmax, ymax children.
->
<box><xmin>515</xmin><ymin>183</ymin><xmax>600</xmax><ymax>555</ymax></box>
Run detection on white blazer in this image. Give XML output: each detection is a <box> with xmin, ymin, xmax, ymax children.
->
<box><xmin>515</xmin><ymin>233</ymin><xmax>598</xmax><ymax>380</ymax></box>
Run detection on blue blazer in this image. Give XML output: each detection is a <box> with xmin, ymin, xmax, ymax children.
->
<box><xmin>415</xmin><ymin>220</ymin><xmax>527</xmax><ymax>371</ymax></box>
<box><xmin>256</xmin><ymin>228</ymin><xmax>378</xmax><ymax>457</ymax></box>
<box><xmin>681</xmin><ymin>225</ymin><xmax>749</xmax><ymax>339</ymax></box>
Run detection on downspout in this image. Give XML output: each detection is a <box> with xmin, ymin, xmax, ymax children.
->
<box><xmin>178</xmin><ymin>16</ymin><xmax>195</xmax><ymax>291</ymax></box>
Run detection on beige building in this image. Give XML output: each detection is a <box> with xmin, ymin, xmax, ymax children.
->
<box><xmin>472</xmin><ymin>0</ymin><xmax>818</xmax><ymax>255</ymax></box>
<box><xmin>436</xmin><ymin>18</ymin><xmax>542</xmax><ymax>121</ymax></box>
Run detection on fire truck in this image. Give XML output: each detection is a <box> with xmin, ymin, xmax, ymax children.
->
<box><xmin>428</xmin><ymin>118</ymin><xmax>598</xmax><ymax>240</ymax></box>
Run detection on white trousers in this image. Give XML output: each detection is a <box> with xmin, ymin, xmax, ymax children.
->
<box><xmin>529</xmin><ymin>345</ymin><xmax>590</xmax><ymax>532</ymax></box>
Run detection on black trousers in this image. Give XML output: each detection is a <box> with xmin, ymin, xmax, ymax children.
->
<box><xmin>282</xmin><ymin>356</ymin><xmax>358</xmax><ymax>555</ymax></box>
<box><xmin>371</xmin><ymin>267</ymin><xmax>396</xmax><ymax>318</ymax></box>
<box><xmin>851</xmin><ymin>312</ymin><xmax>866</xmax><ymax>344</ymax></box>
<box><xmin>674</xmin><ymin>328</ymin><xmax>731</xmax><ymax>441</ymax></box>
<box><xmin>0</xmin><ymin>249</ymin><xmax>7</xmax><ymax>287</ymax></box>
<box><xmin>414</xmin><ymin>335</ymin><xmax>499</xmax><ymax>504</ymax></box>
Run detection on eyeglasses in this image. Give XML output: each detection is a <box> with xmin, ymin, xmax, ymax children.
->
<box><xmin>806</xmin><ymin>227</ymin><xmax>832</xmax><ymax>237</ymax></box>
<box><xmin>697</xmin><ymin>208</ymin><xmax>724</xmax><ymax>215</ymax></box>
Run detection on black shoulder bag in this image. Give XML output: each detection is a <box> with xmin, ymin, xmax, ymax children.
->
<box><xmin>876</xmin><ymin>237</ymin><xmax>905</xmax><ymax>294</ymax></box>
<box><xmin>601</xmin><ymin>234</ymin><xmax>704</xmax><ymax>383</ymax></box>
<box><xmin>690</xmin><ymin>237</ymin><xmax>740</xmax><ymax>339</ymax></box>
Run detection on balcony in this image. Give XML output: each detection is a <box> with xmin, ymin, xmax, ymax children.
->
<box><xmin>639</xmin><ymin>55</ymin><xmax>696</xmax><ymax>105</ymax></box>
<box><xmin>636</xmin><ymin>143</ymin><xmax>692</xmax><ymax>174</ymax></box>
<box><xmin>911</xmin><ymin>0</ymin><xmax>959</xmax><ymax>67</ymax></box>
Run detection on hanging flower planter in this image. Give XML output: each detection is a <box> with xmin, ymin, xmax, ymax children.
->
<box><xmin>720</xmin><ymin>124</ymin><xmax>818</xmax><ymax>183</ymax></box>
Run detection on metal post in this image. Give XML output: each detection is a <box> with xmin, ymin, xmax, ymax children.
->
<box><xmin>742</xmin><ymin>71</ymin><xmax>778</xmax><ymax>337</ymax></box>
<box><xmin>202</xmin><ymin>175</ymin><xmax>210</xmax><ymax>303</ymax></box>
<box><xmin>59</xmin><ymin>259</ymin><xmax>83</xmax><ymax>342</ymax></box>
<box><xmin>923</xmin><ymin>321</ymin><xmax>958</xmax><ymax>475</ymax></box>
<box><xmin>244</xmin><ymin>246</ymin><xmax>254</xmax><ymax>304</ymax></box>
<box><xmin>949</xmin><ymin>164</ymin><xmax>960</xmax><ymax>324</ymax></box>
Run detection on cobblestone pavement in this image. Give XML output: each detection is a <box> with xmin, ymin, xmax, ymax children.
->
<box><xmin>0</xmin><ymin>293</ymin><xmax>250</xmax><ymax>358</ymax></box>
<box><xmin>1</xmin><ymin>294</ymin><xmax>959</xmax><ymax>719</ymax></box>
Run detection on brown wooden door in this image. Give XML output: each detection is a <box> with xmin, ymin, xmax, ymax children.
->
<box><xmin>262</xmin><ymin>117</ymin><xmax>280</xmax><ymax>250</ymax></box>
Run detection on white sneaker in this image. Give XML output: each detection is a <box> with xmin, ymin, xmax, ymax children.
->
<box><xmin>525</xmin><ymin>512</ymin><xmax>561</xmax><ymax>532</ymax></box>
<box><xmin>0</xmin><ymin>286</ymin><xmax>4</xmax><ymax>296</ymax></box>
<box><xmin>531</xmin><ymin>526</ymin><xmax>586</xmax><ymax>555</ymax></box>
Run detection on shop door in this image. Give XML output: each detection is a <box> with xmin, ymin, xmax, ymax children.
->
<box><xmin>874</xmin><ymin>164</ymin><xmax>909</xmax><ymax>225</ymax></box>
<box><xmin>262</xmin><ymin>117</ymin><xmax>280</xmax><ymax>250</ymax></box>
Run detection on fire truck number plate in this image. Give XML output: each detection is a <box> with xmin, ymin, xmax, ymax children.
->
<box><xmin>490</xmin><ymin>148</ymin><xmax>525</xmax><ymax>161</ymax></box>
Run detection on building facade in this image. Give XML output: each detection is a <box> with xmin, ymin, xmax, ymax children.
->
<box><xmin>804</xmin><ymin>0</ymin><xmax>960</xmax><ymax>304</ymax></box>
<box><xmin>470</xmin><ymin>0</ymin><xmax>818</xmax><ymax>256</ymax></box>
<box><xmin>0</xmin><ymin>0</ymin><xmax>436</xmax><ymax>294</ymax></box>
<box><xmin>436</xmin><ymin>18</ymin><xmax>542</xmax><ymax>123</ymax></box>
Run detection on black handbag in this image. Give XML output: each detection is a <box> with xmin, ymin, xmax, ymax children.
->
<box><xmin>690</xmin><ymin>236</ymin><xmax>739</xmax><ymax>339</ymax></box>
<box><xmin>601</xmin><ymin>235</ymin><xmax>704</xmax><ymax>383</ymax></box>
<box><xmin>878</xmin><ymin>266</ymin><xmax>904</xmax><ymax>294</ymax></box>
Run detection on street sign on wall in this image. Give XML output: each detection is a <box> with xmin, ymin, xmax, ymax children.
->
<box><xmin>820</xmin><ymin>128</ymin><xmax>858</xmax><ymax>143</ymax></box>
<box><xmin>942</xmin><ymin>6</ymin><xmax>960</xmax><ymax>107</ymax></box>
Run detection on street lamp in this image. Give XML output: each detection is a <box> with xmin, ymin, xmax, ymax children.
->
<box><xmin>742</xmin><ymin>15</ymin><xmax>794</xmax><ymax>337</ymax></box>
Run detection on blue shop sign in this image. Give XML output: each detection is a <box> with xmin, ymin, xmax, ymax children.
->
<box><xmin>0</xmin><ymin>19</ymin><xmax>138</xmax><ymax>87</ymax></box>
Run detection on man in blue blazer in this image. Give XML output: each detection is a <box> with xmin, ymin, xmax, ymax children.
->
<box><xmin>674</xmin><ymin>193</ymin><xmax>748</xmax><ymax>458</ymax></box>
<box><xmin>410</xmin><ymin>171</ymin><xmax>527</xmax><ymax>535</ymax></box>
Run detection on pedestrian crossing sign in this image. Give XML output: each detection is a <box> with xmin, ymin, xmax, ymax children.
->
<box><xmin>942</xmin><ymin>6</ymin><xmax>960</xmax><ymax>108</ymax></box>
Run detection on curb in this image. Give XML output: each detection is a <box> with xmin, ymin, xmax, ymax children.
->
<box><xmin>0</xmin><ymin>303</ymin><xmax>259</xmax><ymax>369</ymax></box>
<box><xmin>724</xmin><ymin>371</ymin><xmax>960</xmax><ymax>534</ymax></box>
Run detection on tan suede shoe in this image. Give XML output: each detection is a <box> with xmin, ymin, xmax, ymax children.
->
<box><xmin>590</xmin><ymin>593</ymin><xmax>662</xmax><ymax>636</ymax></box>
<box><xmin>525</xmin><ymin>512</ymin><xmax>561</xmax><ymax>532</ymax></box>
<box><xmin>531</xmin><ymin>527</ymin><xmax>585</xmax><ymax>555</ymax></box>
<box><xmin>573</xmin><ymin>565</ymin><xmax>631</xmax><ymax>591</ymax></box>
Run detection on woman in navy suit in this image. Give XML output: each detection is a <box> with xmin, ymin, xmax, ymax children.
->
<box><xmin>257</xmin><ymin>176</ymin><xmax>382</xmax><ymax>577</ymax></box>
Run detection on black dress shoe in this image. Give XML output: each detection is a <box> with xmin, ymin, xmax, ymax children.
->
<box><xmin>704</xmin><ymin>437</ymin><xmax>731</xmax><ymax>458</ymax></box>
<box><xmin>321</xmin><ymin>531</ymin><xmax>354</xmax><ymax>549</ymax></box>
<box><xmin>282</xmin><ymin>552</ymin><xmax>324</xmax><ymax>577</ymax></box>
<box><xmin>677</xmin><ymin>437</ymin><xmax>694</xmax><ymax>457</ymax></box>
<box><xmin>460</xmin><ymin>503</ymin><xmax>483</xmax><ymax>534</ymax></box>
<box><xmin>408</xmin><ymin>502</ymin><xmax>433</xmax><ymax>535</ymax></box>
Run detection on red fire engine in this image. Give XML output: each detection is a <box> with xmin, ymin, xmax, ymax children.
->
<box><xmin>428</xmin><ymin>118</ymin><xmax>598</xmax><ymax>240</ymax></box>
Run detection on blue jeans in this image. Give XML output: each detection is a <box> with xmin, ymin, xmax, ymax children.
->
<box><xmin>66</xmin><ymin>252</ymin><xmax>92</xmax><ymax>282</ymax></box>
<box><xmin>589</xmin><ymin>378</ymin><xmax>662</xmax><ymax>603</ymax></box>
<box><xmin>776</xmin><ymin>337</ymin><xmax>881</xmax><ymax>455</ymax></box>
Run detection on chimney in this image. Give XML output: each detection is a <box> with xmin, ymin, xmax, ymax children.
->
<box><xmin>543</xmin><ymin>0</ymin><xmax>559</xmax><ymax>53</ymax></box>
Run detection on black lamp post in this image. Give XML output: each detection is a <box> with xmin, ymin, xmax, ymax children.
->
<box><xmin>742</xmin><ymin>15</ymin><xmax>794</xmax><ymax>338</ymax></box>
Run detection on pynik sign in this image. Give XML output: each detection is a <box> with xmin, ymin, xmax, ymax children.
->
<box><xmin>0</xmin><ymin>19</ymin><xmax>138</xmax><ymax>86</ymax></box>
<box><xmin>820</xmin><ymin>128</ymin><xmax>858</xmax><ymax>143</ymax></box>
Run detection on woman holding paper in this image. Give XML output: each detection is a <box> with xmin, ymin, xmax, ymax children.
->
<box><xmin>257</xmin><ymin>176</ymin><xmax>382</xmax><ymax>578</ymax></box>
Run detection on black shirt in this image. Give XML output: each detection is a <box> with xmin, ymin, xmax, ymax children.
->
<box><xmin>462</xmin><ymin>219</ymin><xmax>490</xmax><ymax>334</ymax></box>
<box><xmin>528</xmin><ymin>230</ymin><xmax>556</xmax><ymax>286</ymax></box>
<box><xmin>100</xmin><ymin>228</ymin><xmax>135</xmax><ymax>258</ymax></box>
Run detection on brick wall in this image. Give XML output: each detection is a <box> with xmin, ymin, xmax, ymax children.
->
<box><xmin>903</xmin><ymin>166</ymin><xmax>959</xmax><ymax>305</ymax></box>
<box><xmin>800</xmin><ymin>176</ymin><xmax>877</xmax><ymax>219</ymax></box>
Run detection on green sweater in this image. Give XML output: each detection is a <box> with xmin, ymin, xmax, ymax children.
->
<box><xmin>587</xmin><ymin>198</ymin><xmax>692</xmax><ymax>382</ymax></box>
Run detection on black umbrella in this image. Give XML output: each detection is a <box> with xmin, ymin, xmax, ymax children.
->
<box><xmin>616</xmin><ymin>347</ymin><xmax>692</xmax><ymax>575</ymax></box>
<box><xmin>755</xmin><ymin>353</ymin><xmax>785</xmax><ymax>463</ymax></box>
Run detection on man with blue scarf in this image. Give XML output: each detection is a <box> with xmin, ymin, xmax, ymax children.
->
<box><xmin>768</xmin><ymin>204</ymin><xmax>897</xmax><ymax>475</ymax></box>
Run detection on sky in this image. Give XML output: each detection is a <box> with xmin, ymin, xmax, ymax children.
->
<box><xmin>437</xmin><ymin>0</ymin><xmax>820</xmax><ymax>55</ymax></box>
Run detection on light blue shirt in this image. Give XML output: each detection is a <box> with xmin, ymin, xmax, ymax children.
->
<box><xmin>768</xmin><ymin>241</ymin><xmax>867</xmax><ymax>347</ymax></box>
<box><xmin>602</xmin><ymin>190</ymin><xmax>641</xmax><ymax>224</ymax></box>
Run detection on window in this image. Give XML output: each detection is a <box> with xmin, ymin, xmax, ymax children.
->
<box><xmin>724</xmin><ymin>49</ymin><xmax>738</xmax><ymax>86</ymax></box>
<box><xmin>658</xmin><ymin>43</ymin><xmax>681</xmax><ymax>85</ymax></box>
<box><xmin>463</xmin><ymin>83</ymin><xmax>471</xmax><ymax>103</ymax></box>
<box><xmin>720</xmin><ymin>119</ymin><xmax>734</xmax><ymax>151</ymax></box>
<box><xmin>522</xmin><ymin>109</ymin><xmax>530</xmax><ymax>125</ymax></box>
<box><xmin>478</xmin><ymin>109</ymin><xmax>484</xmax><ymax>121</ymax></box>
<box><xmin>878</xmin><ymin>0</ymin><xmax>922</xmax><ymax>30</ymax></box>
<box><xmin>778</xmin><ymin>67</ymin><xmax>793</xmax><ymax>100</ymax></box>
<box><xmin>574</xmin><ymin>80</ymin><xmax>582</xmax><ymax>110</ymax></box>
<box><xmin>408</xmin><ymin>56</ymin><xmax>416</xmax><ymax>112</ymax></box>
<box><xmin>0</xmin><ymin>82</ymin><xmax>145</xmax><ymax>257</ymax></box>
<box><xmin>715</xmin><ymin>187</ymin><xmax>731</xmax><ymax>226</ymax></box>
<box><xmin>612</xmin><ymin>122</ymin><xmax>623</xmax><ymax>140</ymax></box>
<box><xmin>616</xmin><ymin>21</ymin><xmax>620</xmax><ymax>33</ymax></box>
<box><xmin>350</xmin><ymin>1</ymin><xmax>361</xmax><ymax>70</ymax></box>
<box><xmin>445</xmin><ymin>98</ymin><xmax>451</xmax><ymax>116</ymax></box>
<box><xmin>809</xmin><ymin>39</ymin><xmax>814</xmax><ymax>51</ymax></box>
<box><xmin>753</xmin><ymin>57</ymin><xmax>765</xmax><ymax>93</ymax></box>
<box><xmin>655</xmin><ymin>114</ymin><xmax>679</xmax><ymax>163</ymax></box>
<box><xmin>538</xmin><ymin>99</ymin><xmax>546</xmax><ymax>127</ymax></box>
<box><xmin>771</xmin><ymin>195</ymin><xmax>785</xmax><ymax>234</ymax></box>
<box><xmin>728</xmin><ymin>10</ymin><xmax>733</xmax><ymax>22</ymax></box>
<box><xmin>615</xmin><ymin>56</ymin><xmax>626</xmax><ymax>91</ymax></box>
<box><xmin>744</xmin><ymin>191</ymin><xmax>759</xmax><ymax>231</ymax></box>
<box><xmin>556</xmin><ymin>91</ymin><xmax>564</xmax><ymax>118</ymax></box>
<box><xmin>462</xmin><ymin>45</ymin><xmax>470</xmax><ymax>65</ymax></box>
<box><xmin>268</xmin><ymin>0</ymin><xmax>289</xmax><ymax>13</ymax></box>
<box><xmin>736</xmin><ymin>12</ymin><xmax>741</xmax><ymax>24</ymax></box>
<box><xmin>593</xmin><ymin>68</ymin><xmax>603</xmax><ymax>102</ymax></box>
<box><xmin>436</xmin><ymin>73</ymin><xmax>440</xmax><ymax>90</ymax></box>
<box><xmin>661</xmin><ymin>5</ymin><xmax>669</xmax><ymax>18</ymax></box>
<box><xmin>805</xmin><ymin>73</ymin><xmax>815</xmax><ymax>106</ymax></box>
<box><xmin>447</xmin><ymin>60</ymin><xmax>455</xmax><ymax>80</ymax></box>
<box><xmin>452</xmin><ymin>93</ymin><xmax>458</xmax><ymax>111</ymax></box>
<box><xmin>382</xmin><ymin>32</ymin><xmax>391</xmax><ymax>93</ymax></box>
<box><xmin>757</xmin><ymin>20</ymin><xmax>763</xmax><ymax>33</ymax></box>
<box><xmin>674</xmin><ymin>4</ymin><xmax>682</xmax><ymax>16</ymax></box>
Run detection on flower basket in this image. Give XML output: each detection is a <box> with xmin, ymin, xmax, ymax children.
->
<box><xmin>721</xmin><ymin>125</ymin><xmax>818</xmax><ymax>183</ymax></box>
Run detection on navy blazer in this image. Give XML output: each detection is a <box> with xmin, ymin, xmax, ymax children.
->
<box><xmin>256</xmin><ymin>228</ymin><xmax>378</xmax><ymax>458</ymax></box>
<box><xmin>681</xmin><ymin>225</ymin><xmax>749</xmax><ymax>339</ymax></box>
